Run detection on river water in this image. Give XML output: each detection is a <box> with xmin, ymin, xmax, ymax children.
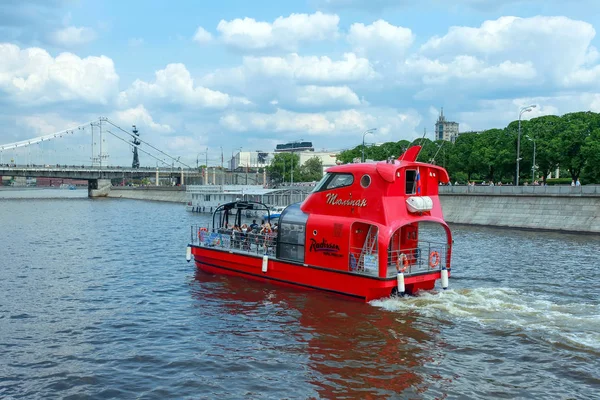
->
<box><xmin>1</xmin><ymin>189</ymin><xmax>599</xmax><ymax>399</ymax></box>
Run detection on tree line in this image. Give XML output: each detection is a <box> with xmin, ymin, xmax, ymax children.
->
<box><xmin>266</xmin><ymin>152</ymin><xmax>324</xmax><ymax>184</ymax></box>
<box><xmin>336</xmin><ymin>111</ymin><xmax>600</xmax><ymax>185</ymax></box>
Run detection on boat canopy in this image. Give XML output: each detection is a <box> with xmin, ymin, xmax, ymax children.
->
<box><xmin>212</xmin><ymin>200</ymin><xmax>271</xmax><ymax>229</ymax></box>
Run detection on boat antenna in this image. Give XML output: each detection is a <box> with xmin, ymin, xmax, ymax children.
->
<box><xmin>419</xmin><ymin>127</ymin><xmax>427</xmax><ymax>147</ymax></box>
<box><xmin>431</xmin><ymin>141</ymin><xmax>445</xmax><ymax>164</ymax></box>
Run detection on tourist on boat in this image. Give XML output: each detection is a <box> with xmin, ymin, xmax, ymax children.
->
<box><xmin>250</xmin><ymin>220</ymin><xmax>259</xmax><ymax>232</ymax></box>
<box><xmin>231</xmin><ymin>225</ymin><xmax>242</xmax><ymax>248</ymax></box>
<box><xmin>260</xmin><ymin>222</ymin><xmax>272</xmax><ymax>234</ymax></box>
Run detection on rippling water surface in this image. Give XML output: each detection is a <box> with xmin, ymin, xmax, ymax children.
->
<box><xmin>1</xmin><ymin>190</ymin><xmax>599</xmax><ymax>399</ymax></box>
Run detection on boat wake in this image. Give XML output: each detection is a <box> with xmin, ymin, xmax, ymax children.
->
<box><xmin>371</xmin><ymin>287</ymin><xmax>600</xmax><ymax>354</ymax></box>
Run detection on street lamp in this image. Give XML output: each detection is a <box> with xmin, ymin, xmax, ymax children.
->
<box><xmin>196</xmin><ymin>148</ymin><xmax>208</xmax><ymax>184</ymax></box>
<box><xmin>290</xmin><ymin>139</ymin><xmax>303</xmax><ymax>186</ymax></box>
<box><xmin>361</xmin><ymin>128</ymin><xmax>377</xmax><ymax>162</ymax></box>
<box><xmin>526</xmin><ymin>135</ymin><xmax>536</xmax><ymax>184</ymax></box>
<box><xmin>516</xmin><ymin>104</ymin><xmax>536</xmax><ymax>186</ymax></box>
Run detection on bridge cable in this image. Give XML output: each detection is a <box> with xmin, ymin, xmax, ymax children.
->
<box><xmin>103</xmin><ymin>119</ymin><xmax>193</xmax><ymax>169</ymax></box>
<box><xmin>105</xmin><ymin>130</ymin><xmax>172</xmax><ymax>167</ymax></box>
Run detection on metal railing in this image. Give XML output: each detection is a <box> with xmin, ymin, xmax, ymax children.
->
<box><xmin>386</xmin><ymin>242</ymin><xmax>448</xmax><ymax>278</ymax></box>
<box><xmin>349</xmin><ymin>246</ymin><xmax>379</xmax><ymax>276</ymax></box>
<box><xmin>190</xmin><ymin>225</ymin><xmax>277</xmax><ymax>257</ymax></box>
<box><xmin>439</xmin><ymin>184</ymin><xmax>600</xmax><ymax>196</ymax></box>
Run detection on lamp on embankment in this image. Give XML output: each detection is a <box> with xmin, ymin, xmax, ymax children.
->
<box><xmin>526</xmin><ymin>135</ymin><xmax>536</xmax><ymax>184</ymax></box>
<box><xmin>516</xmin><ymin>105</ymin><xmax>536</xmax><ymax>186</ymax></box>
<box><xmin>362</xmin><ymin>128</ymin><xmax>377</xmax><ymax>163</ymax></box>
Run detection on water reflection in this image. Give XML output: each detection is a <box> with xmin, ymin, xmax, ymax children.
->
<box><xmin>191</xmin><ymin>269</ymin><xmax>447</xmax><ymax>398</ymax></box>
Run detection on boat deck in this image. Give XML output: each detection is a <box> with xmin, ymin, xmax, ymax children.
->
<box><xmin>190</xmin><ymin>225</ymin><xmax>448</xmax><ymax>279</ymax></box>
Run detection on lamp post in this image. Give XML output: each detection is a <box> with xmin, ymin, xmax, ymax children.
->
<box><xmin>516</xmin><ymin>105</ymin><xmax>536</xmax><ymax>186</ymax></box>
<box><xmin>526</xmin><ymin>135</ymin><xmax>536</xmax><ymax>184</ymax></box>
<box><xmin>196</xmin><ymin>148</ymin><xmax>208</xmax><ymax>184</ymax></box>
<box><xmin>361</xmin><ymin>128</ymin><xmax>377</xmax><ymax>162</ymax></box>
<box><xmin>290</xmin><ymin>139</ymin><xmax>303</xmax><ymax>186</ymax></box>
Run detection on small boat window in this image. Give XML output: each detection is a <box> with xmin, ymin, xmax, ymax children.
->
<box><xmin>360</xmin><ymin>174</ymin><xmax>371</xmax><ymax>188</ymax></box>
<box><xmin>312</xmin><ymin>172</ymin><xmax>354</xmax><ymax>192</ymax></box>
<box><xmin>405</xmin><ymin>170</ymin><xmax>416</xmax><ymax>194</ymax></box>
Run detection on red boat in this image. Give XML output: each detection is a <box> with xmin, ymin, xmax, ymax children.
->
<box><xmin>186</xmin><ymin>145</ymin><xmax>452</xmax><ymax>302</ymax></box>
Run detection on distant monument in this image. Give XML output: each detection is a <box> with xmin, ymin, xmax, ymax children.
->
<box><xmin>132</xmin><ymin>125</ymin><xmax>141</xmax><ymax>168</ymax></box>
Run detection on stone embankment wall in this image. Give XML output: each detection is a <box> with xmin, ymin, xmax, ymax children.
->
<box><xmin>439</xmin><ymin>185</ymin><xmax>600</xmax><ymax>234</ymax></box>
<box><xmin>107</xmin><ymin>186</ymin><xmax>187</xmax><ymax>203</ymax></box>
<box><xmin>108</xmin><ymin>185</ymin><xmax>600</xmax><ymax>234</ymax></box>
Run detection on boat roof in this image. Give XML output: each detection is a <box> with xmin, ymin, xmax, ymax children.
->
<box><xmin>325</xmin><ymin>157</ymin><xmax>450</xmax><ymax>183</ymax></box>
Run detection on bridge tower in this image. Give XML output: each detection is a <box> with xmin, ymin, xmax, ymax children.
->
<box><xmin>131</xmin><ymin>125</ymin><xmax>141</xmax><ymax>168</ymax></box>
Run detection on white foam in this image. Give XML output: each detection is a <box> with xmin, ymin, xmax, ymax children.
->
<box><xmin>371</xmin><ymin>288</ymin><xmax>600</xmax><ymax>352</ymax></box>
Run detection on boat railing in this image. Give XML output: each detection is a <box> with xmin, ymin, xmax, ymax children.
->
<box><xmin>190</xmin><ymin>225</ymin><xmax>277</xmax><ymax>256</ymax></box>
<box><xmin>348</xmin><ymin>247</ymin><xmax>379</xmax><ymax>276</ymax></box>
<box><xmin>386</xmin><ymin>242</ymin><xmax>448</xmax><ymax>278</ymax></box>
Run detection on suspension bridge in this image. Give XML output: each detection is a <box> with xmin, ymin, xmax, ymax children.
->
<box><xmin>0</xmin><ymin>117</ymin><xmax>202</xmax><ymax>196</ymax></box>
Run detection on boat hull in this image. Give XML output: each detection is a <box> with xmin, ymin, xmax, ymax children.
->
<box><xmin>190</xmin><ymin>245</ymin><xmax>440</xmax><ymax>301</ymax></box>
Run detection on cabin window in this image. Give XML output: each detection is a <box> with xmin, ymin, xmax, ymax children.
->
<box><xmin>360</xmin><ymin>174</ymin><xmax>371</xmax><ymax>188</ymax></box>
<box><xmin>405</xmin><ymin>170</ymin><xmax>416</xmax><ymax>194</ymax></box>
<box><xmin>313</xmin><ymin>172</ymin><xmax>354</xmax><ymax>193</ymax></box>
<box><xmin>276</xmin><ymin>203</ymin><xmax>309</xmax><ymax>263</ymax></box>
<box><xmin>205</xmin><ymin>195</ymin><xmax>210</xmax><ymax>201</ymax></box>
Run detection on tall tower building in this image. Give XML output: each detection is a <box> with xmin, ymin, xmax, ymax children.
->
<box><xmin>435</xmin><ymin>108</ymin><xmax>459</xmax><ymax>142</ymax></box>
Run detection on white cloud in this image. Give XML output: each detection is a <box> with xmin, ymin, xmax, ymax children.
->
<box><xmin>193</xmin><ymin>26</ymin><xmax>212</xmax><ymax>44</ymax></box>
<box><xmin>590</xmin><ymin>94</ymin><xmax>600</xmax><ymax>112</ymax></box>
<box><xmin>219</xmin><ymin>107</ymin><xmax>421</xmax><ymax>141</ymax></box>
<box><xmin>204</xmin><ymin>53</ymin><xmax>376</xmax><ymax>90</ymax></box>
<box><xmin>114</xmin><ymin>105</ymin><xmax>172</xmax><ymax>133</ymax></box>
<box><xmin>0</xmin><ymin>43</ymin><xmax>119</xmax><ymax>104</ymax></box>
<box><xmin>347</xmin><ymin>20</ymin><xmax>414</xmax><ymax>59</ymax></box>
<box><xmin>420</xmin><ymin>16</ymin><xmax>597</xmax><ymax>83</ymax></box>
<box><xmin>400</xmin><ymin>55</ymin><xmax>537</xmax><ymax>85</ymax></box>
<box><xmin>50</xmin><ymin>26</ymin><xmax>97</xmax><ymax>47</ymax></box>
<box><xmin>118</xmin><ymin>63</ymin><xmax>249</xmax><ymax>109</ymax></box>
<box><xmin>16</xmin><ymin>114</ymin><xmax>83</xmax><ymax>136</ymax></box>
<box><xmin>216</xmin><ymin>12</ymin><xmax>339</xmax><ymax>51</ymax></box>
<box><xmin>295</xmin><ymin>85</ymin><xmax>361</xmax><ymax>107</ymax></box>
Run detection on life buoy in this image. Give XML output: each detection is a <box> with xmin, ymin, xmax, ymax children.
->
<box><xmin>396</xmin><ymin>253</ymin><xmax>409</xmax><ymax>273</ymax></box>
<box><xmin>197</xmin><ymin>227</ymin><xmax>208</xmax><ymax>239</ymax></box>
<box><xmin>429</xmin><ymin>251</ymin><xmax>440</xmax><ymax>268</ymax></box>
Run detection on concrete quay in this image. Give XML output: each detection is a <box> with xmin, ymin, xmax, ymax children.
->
<box><xmin>106</xmin><ymin>185</ymin><xmax>600</xmax><ymax>234</ymax></box>
<box><xmin>439</xmin><ymin>185</ymin><xmax>600</xmax><ymax>234</ymax></box>
<box><xmin>107</xmin><ymin>186</ymin><xmax>187</xmax><ymax>203</ymax></box>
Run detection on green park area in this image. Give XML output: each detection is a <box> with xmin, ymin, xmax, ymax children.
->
<box><xmin>336</xmin><ymin>111</ymin><xmax>600</xmax><ymax>185</ymax></box>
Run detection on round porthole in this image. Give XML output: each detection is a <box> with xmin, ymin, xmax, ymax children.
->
<box><xmin>313</xmin><ymin>230</ymin><xmax>318</xmax><ymax>236</ymax></box>
<box><xmin>360</xmin><ymin>174</ymin><xmax>371</xmax><ymax>188</ymax></box>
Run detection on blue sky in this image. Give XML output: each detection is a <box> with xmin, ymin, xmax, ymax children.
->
<box><xmin>1</xmin><ymin>0</ymin><xmax>600</xmax><ymax>167</ymax></box>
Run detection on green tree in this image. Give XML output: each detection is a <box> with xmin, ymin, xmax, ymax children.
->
<box><xmin>446</xmin><ymin>132</ymin><xmax>480</xmax><ymax>182</ymax></box>
<box><xmin>266</xmin><ymin>152</ymin><xmax>299</xmax><ymax>184</ymax></box>
<box><xmin>581</xmin><ymin>127</ymin><xmax>600</xmax><ymax>183</ymax></box>
<box><xmin>299</xmin><ymin>156</ymin><xmax>323</xmax><ymax>182</ymax></box>
<box><xmin>556</xmin><ymin>112</ymin><xmax>597</xmax><ymax>181</ymax></box>
<box><xmin>523</xmin><ymin>115</ymin><xmax>562</xmax><ymax>183</ymax></box>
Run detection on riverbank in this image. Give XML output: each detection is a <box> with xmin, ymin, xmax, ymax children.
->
<box><xmin>105</xmin><ymin>185</ymin><xmax>600</xmax><ymax>234</ymax></box>
<box><xmin>440</xmin><ymin>195</ymin><xmax>600</xmax><ymax>234</ymax></box>
<box><xmin>107</xmin><ymin>186</ymin><xmax>187</xmax><ymax>203</ymax></box>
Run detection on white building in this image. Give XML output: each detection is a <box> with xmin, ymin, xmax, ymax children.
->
<box><xmin>227</xmin><ymin>149</ymin><xmax>338</xmax><ymax>175</ymax></box>
<box><xmin>229</xmin><ymin>151</ymin><xmax>274</xmax><ymax>171</ymax></box>
<box><xmin>435</xmin><ymin>108</ymin><xmax>460</xmax><ymax>142</ymax></box>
